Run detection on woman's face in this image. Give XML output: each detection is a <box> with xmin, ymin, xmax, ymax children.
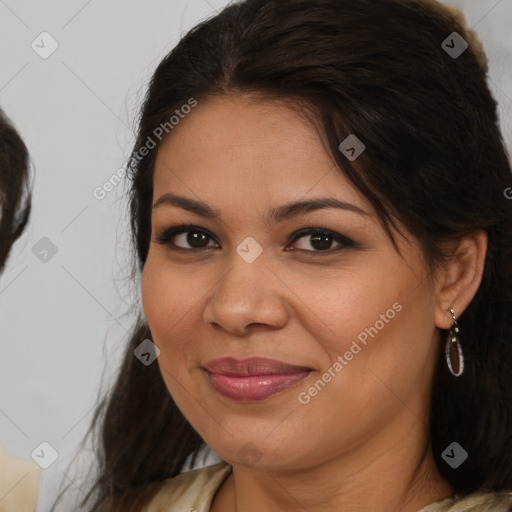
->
<box><xmin>141</xmin><ymin>94</ymin><xmax>441</xmax><ymax>470</ymax></box>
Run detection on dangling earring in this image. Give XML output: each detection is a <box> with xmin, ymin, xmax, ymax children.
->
<box><xmin>446</xmin><ymin>308</ymin><xmax>464</xmax><ymax>377</ymax></box>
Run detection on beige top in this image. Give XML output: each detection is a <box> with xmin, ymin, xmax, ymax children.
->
<box><xmin>0</xmin><ymin>447</ymin><xmax>39</xmax><ymax>512</ymax></box>
<box><xmin>144</xmin><ymin>461</ymin><xmax>512</xmax><ymax>512</ymax></box>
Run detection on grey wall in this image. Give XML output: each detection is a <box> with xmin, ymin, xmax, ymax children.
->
<box><xmin>0</xmin><ymin>1</ymin><xmax>510</xmax><ymax>510</ymax></box>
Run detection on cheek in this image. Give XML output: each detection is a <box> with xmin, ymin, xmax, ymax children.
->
<box><xmin>141</xmin><ymin>257</ymin><xmax>198</xmax><ymax>370</ymax></box>
<box><xmin>141</xmin><ymin>255</ymin><xmax>198</xmax><ymax>332</ymax></box>
<box><xmin>140</xmin><ymin>255</ymin><xmax>219</xmax><ymax>401</ymax></box>
<box><xmin>141</xmin><ymin>261</ymin><xmax>192</xmax><ymax>402</ymax></box>
<box><xmin>279</xmin><ymin>262</ymin><xmax>404</xmax><ymax>359</ymax></box>
<box><xmin>308</xmin><ymin>280</ymin><xmax>436</xmax><ymax>424</ymax></box>
<box><xmin>297</xmin><ymin>259</ymin><xmax>433</xmax><ymax>404</ymax></box>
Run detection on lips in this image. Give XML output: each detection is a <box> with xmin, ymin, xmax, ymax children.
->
<box><xmin>203</xmin><ymin>357</ymin><xmax>313</xmax><ymax>402</ymax></box>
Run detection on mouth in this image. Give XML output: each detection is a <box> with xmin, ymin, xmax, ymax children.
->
<box><xmin>202</xmin><ymin>357</ymin><xmax>314</xmax><ymax>402</ymax></box>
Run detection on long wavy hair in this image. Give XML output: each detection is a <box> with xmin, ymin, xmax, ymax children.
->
<box><xmin>53</xmin><ymin>0</ymin><xmax>512</xmax><ymax>510</ymax></box>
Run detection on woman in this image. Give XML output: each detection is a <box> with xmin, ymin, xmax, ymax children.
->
<box><xmin>0</xmin><ymin>111</ymin><xmax>38</xmax><ymax>512</ymax></box>
<box><xmin>58</xmin><ymin>0</ymin><xmax>512</xmax><ymax>510</ymax></box>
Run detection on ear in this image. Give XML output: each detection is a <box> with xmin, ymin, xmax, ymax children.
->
<box><xmin>434</xmin><ymin>230</ymin><xmax>488</xmax><ymax>329</ymax></box>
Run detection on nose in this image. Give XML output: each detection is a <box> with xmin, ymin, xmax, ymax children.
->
<box><xmin>203</xmin><ymin>249</ymin><xmax>290</xmax><ymax>335</ymax></box>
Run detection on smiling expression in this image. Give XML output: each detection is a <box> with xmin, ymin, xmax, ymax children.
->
<box><xmin>141</xmin><ymin>93</ymin><xmax>441</xmax><ymax>470</ymax></box>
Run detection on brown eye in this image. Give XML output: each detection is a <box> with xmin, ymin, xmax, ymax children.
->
<box><xmin>176</xmin><ymin>230</ymin><xmax>212</xmax><ymax>249</ymax></box>
<box><xmin>156</xmin><ymin>225</ymin><xmax>219</xmax><ymax>250</ymax></box>
<box><xmin>288</xmin><ymin>229</ymin><xmax>355</xmax><ymax>253</ymax></box>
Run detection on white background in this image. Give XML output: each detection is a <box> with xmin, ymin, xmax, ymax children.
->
<box><xmin>0</xmin><ymin>1</ymin><xmax>510</xmax><ymax>510</ymax></box>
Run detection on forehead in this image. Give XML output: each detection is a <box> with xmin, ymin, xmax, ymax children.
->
<box><xmin>152</xmin><ymin>94</ymin><xmax>369</xmax><ymax>213</ymax></box>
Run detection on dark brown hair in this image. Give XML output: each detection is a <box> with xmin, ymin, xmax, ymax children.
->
<box><xmin>0</xmin><ymin>109</ymin><xmax>31</xmax><ymax>272</ymax></box>
<box><xmin>54</xmin><ymin>0</ymin><xmax>512</xmax><ymax>510</ymax></box>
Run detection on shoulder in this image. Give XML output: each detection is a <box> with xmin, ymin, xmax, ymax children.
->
<box><xmin>143</xmin><ymin>461</ymin><xmax>232</xmax><ymax>512</ymax></box>
<box><xmin>0</xmin><ymin>446</ymin><xmax>40</xmax><ymax>512</ymax></box>
<box><xmin>418</xmin><ymin>490</ymin><xmax>512</xmax><ymax>512</ymax></box>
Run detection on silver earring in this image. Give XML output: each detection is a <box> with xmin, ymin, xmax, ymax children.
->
<box><xmin>446</xmin><ymin>308</ymin><xmax>464</xmax><ymax>377</ymax></box>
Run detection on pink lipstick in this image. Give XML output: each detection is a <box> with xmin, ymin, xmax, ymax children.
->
<box><xmin>203</xmin><ymin>357</ymin><xmax>313</xmax><ymax>402</ymax></box>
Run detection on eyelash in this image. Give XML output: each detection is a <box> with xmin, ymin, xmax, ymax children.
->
<box><xmin>155</xmin><ymin>222</ymin><xmax>356</xmax><ymax>254</ymax></box>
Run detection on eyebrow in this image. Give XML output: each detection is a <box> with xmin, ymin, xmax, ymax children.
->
<box><xmin>152</xmin><ymin>193</ymin><xmax>369</xmax><ymax>227</ymax></box>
